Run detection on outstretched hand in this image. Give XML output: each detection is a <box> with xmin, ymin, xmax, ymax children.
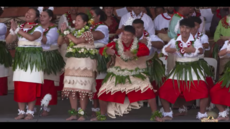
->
<box><xmin>106</xmin><ymin>46</ymin><xmax>115</xmax><ymax>55</ymax></box>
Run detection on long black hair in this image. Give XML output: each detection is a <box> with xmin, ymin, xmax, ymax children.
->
<box><xmin>91</xmin><ymin>7</ymin><xmax>107</xmax><ymax>22</ymax></box>
<box><xmin>0</xmin><ymin>7</ymin><xmax>3</xmax><ymax>16</ymax></box>
<box><xmin>29</xmin><ymin>7</ymin><xmax>40</xmax><ymax>23</ymax></box>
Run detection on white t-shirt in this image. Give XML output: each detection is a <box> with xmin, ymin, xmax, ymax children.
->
<box><xmin>119</xmin><ymin>11</ymin><xmax>155</xmax><ymax>35</ymax></box>
<box><xmin>153</xmin><ymin>13</ymin><xmax>171</xmax><ymax>31</ymax></box>
<box><xmin>220</xmin><ymin>40</ymin><xmax>230</xmax><ymax>58</ymax></box>
<box><xmin>41</xmin><ymin>27</ymin><xmax>59</xmax><ymax>50</ymax></box>
<box><xmin>139</xmin><ymin>34</ymin><xmax>164</xmax><ymax>55</ymax></box>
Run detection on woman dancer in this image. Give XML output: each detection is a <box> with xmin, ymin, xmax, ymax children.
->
<box><xmin>58</xmin><ymin>13</ymin><xmax>97</xmax><ymax>121</ymax></box>
<box><xmin>35</xmin><ymin>8</ymin><xmax>65</xmax><ymax>116</ymax></box>
<box><xmin>6</xmin><ymin>8</ymin><xmax>44</xmax><ymax>120</ymax></box>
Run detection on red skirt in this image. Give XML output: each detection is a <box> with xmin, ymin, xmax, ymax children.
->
<box><xmin>92</xmin><ymin>79</ymin><xmax>103</xmax><ymax>100</ymax></box>
<box><xmin>35</xmin><ymin>80</ymin><xmax>57</xmax><ymax>105</ymax></box>
<box><xmin>210</xmin><ymin>81</ymin><xmax>230</xmax><ymax>107</ymax></box>
<box><xmin>177</xmin><ymin>77</ymin><xmax>214</xmax><ymax>98</ymax></box>
<box><xmin>158</xmin><ymin>79</ymin><xmax>209</xmax><ymax>104</ymax></box>
<box><xmin>0</xmin><ymin>77</ymin><xmax>8</xmax><ymax>96</ymax></box>
<box><xmin>14</xmin><ymin>81</ymin><xmax>42</xmax><ymax>103</ymax></box>
<box><xmin>99</xmin><ymin>87</ymin><xmax>156</xmax><ymax>104</ymax></box>
<box><xmin>56</xmin><ymin>73</ymin><xmax>64</xmax><ymax>91</ymax></box>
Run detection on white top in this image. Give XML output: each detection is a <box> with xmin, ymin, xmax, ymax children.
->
<box><xmin>162</xmin><ymin>34</ymin><xmax>203</xmax><ymax>58</ymax></box>
<box><xmin>0</xmin><ymin>23</ymin><xmax>7</xmax><ymax>40</ymax></box>
<box><xmin>139</xmin><ymin>34</ymin><xmax>164</xmax><ymax>55</ymax></box>
<box><xmin>18</xmin><ymin>25</ymin><xmax>43</xmax><ymax>47</ymax></box>
<box><xmin>195</xmin><ymin>32</ymin><xmax>210</xmax><ymax>52</ymax></box>
<box><xmin>119</xmin><ymin>11</ymin><xmax>155</xmax><ymax>35</ymax></box>
<box><xmin>41</xmin><ymin>27</ymin><xmax>59</xmax><ymax>50</ymax></box>
<box><xmin>153</xmin><ymin>13</ymin><xmax>171</xmax><ymax>31</ymax></box>
<box><xmin>200</xmin><ymin>8</ymin><xmax>214</xmax><ymax>31</ymax></box>
<box><xmin>191</xmin><ymin>12</ymin><xmax>206</xmax><ymax>34</ymax></box>
<box><xmin>93</xmin><ymin>24</ymin><xmax>109</xmax><ymax>45</ymax></box>
<box><xmin>220</xmin><ymin>40</ymin><xmax>230</xmax><ymax>58</ymax></box>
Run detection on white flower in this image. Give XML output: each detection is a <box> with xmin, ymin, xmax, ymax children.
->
<box><xmin>72</xmin><ymin>20</ymin><xmax>75</xmax><ymax>24</ymax></box>
<box><xmin>67</xmin><ymin>48</ymin><xmax>73</xmax><ymax>52</ymax></box>
<box><xmin>64</xmin><ymin>30</ymin><xmax>70</xmax><ymax>35</ymax></box>
<box><xmin>78</xmin><ymin>110</ymin><xmax>84</xmax><ymax>115</ymax></box>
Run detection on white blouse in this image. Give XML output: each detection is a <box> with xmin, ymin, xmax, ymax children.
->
<box><xmin>0</xmin><ymin>23</ymin><xmax>7</xmax><ymax>40</ymax></box>
<box><xmin>93</xmin><ymin>25</ymin><xmax>109</xmax><ymax>45</ymax></box>
<box><xmin>41</xmin><ymin>27</ymin><xmax>59</xmax><ymax>50</ymax></box>
<box><xmin>18</xmin><ymin>25</ymin><xmax>43</xmax><ymax>47</ymax></box>
<box><xmin>162</xmin><ymin>34</ymin><xmax>203</xmax><ymax>58</ymax></box>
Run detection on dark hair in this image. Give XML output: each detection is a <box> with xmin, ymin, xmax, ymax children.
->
<box><xmin>132</xmin><ymin>19</ymin><xmax>144</xmax><ymax>25</ymax></box>
<box><xmin>144</xmin><ymin>7</ymin><xmax>152</xmax><ymax>19</ymax></box>
<box><xmin>179</xmin><ymin>18</ymin><xmax>195</xmax><ymax>28</ymax></box>
<box><xmin>91</xmin><ymin>7</ymin><xmax>107</xmax><ymax>22</ymax></box>
<box><xmin>76</xmin><ymin>12</ymin><xmax>89</xmax><ymax>23</ymax></box>
<box><xmin>189</xmin><ymin>16</ymin><xmax>202</xmax><ymax>25</ymax></box>
<box><xmin>43</xmin><ymin>9</ymin><xmax>56</xmax><ymax>22</ymax></box>
<box><xmin>29</xmin><ymin>8</ymin><xmax>40</xmax><ymax>23</ymax></box>
<box><xmin>124</xmin><ymin>25</ymin><xmax>135</xmax><ymax>35</ymax></box>
<box><xmin>0</xmin><ymin>8</ymin><xmax>3</xmax><ymax>16</ymax></box>
<box><xmin>174</xmin><ymin>7</ymin><xmax>179</xmax><ymax>12</ymax></box>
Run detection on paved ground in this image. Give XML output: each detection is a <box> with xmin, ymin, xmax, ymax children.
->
<box><xmin>0</xmin><ymin>90</ymin><xmax>226</xmax><ymax>122</ymax></box>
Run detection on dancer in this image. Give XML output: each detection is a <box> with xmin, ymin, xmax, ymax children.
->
<box><xmin>0</xmin><ymin>7</ymin><xmax>12</xmax><ymax>96</ymax></box>
<box><xmin>210</xmin><ymin>40</ymin><xmax>230</xmax><ymax>121</ymax></box>
<box><xmin>90</xmin><ymin>25</ymin><xmax>162</xmax><ymax>122</ymax></box>
<box><xmin>89</xmin><ymin>7</ymin><xmax>109</xmax><ymax>117</ymax></box>
<box><xmin>35</xmin><ymin>8</ymin><xmax>65</xmax><ymax>116</ymax></box>
<box><xmin>6</xmin><ymin>8</ymin><xmax>44</xmax><ymax>120</ymax></box>
<box><xmin>58</xmin><ymin>12</ymin><xmax>97</xmax><ymax>121</ymax></box>
<box><xmin>57</xmin><ymin>7</ymin><xmax>78</xmax><ymax>96</ymax></box>
<box><xmin>159</xmin><ymin>18</ymin><xmax>209</xmax><ymax>121</ymax></box>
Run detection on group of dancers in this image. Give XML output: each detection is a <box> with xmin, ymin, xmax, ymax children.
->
<box><xmin>1</xmin><ymin>7</ymin><xmax>230</xmax><ymax>122</ymax></box>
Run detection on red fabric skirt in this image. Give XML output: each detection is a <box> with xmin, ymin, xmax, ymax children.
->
<box><xmin>210</xmin><ymin>81</ymin><xmax>230</xmax><ymax>107</ymax></box>
<box><xmin>56</xmin><ymin>73</ymin><xmax>64</xmax><ymax>91</ymax></box>
<box><xmin>92</xmin><ymin>79</ymin><xmax>103</xmax><ymax>100</ymax></box>
<box><xmin>158</xmin><ymin>79</ymin><xmax>209</xmax><ymax>104</ymax></box>
<box><xmin>99</xmin><ymin>87</ymin><xmax>156</xmax><ymax>104</ymax></box>
<box><xmin>0</xmin><ymin>77</ymin><xmax>8</xmax><ymax>96</ymax></box>
<box><xmin>35</xmin><ymin>80</ymin><xmax>57</xmax><ymax>105</ymax></box>
<box><xmin>14</xmin><ymin>81</ymin><xmax>41</xmax><ymax>103</ymax></box>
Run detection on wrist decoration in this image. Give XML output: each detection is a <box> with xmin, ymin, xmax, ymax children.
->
<box><xmin>14</xmin><ymin>27</ymin><xmax>20</xmax><ymax>34</ymax></box>
<box><xmin>10</xmin><ymin>29</ymin><xmax>15</xmax><ymax>35</ymax></box>
<box><xmin>63</xmin><ymin>29</ymin><xmax>71</xmax><ymax>36</ymax></box>
<box><xmin>77</xmin><ymin>109</ymin><xmax>85</xmax><ymax>117</ymax></box>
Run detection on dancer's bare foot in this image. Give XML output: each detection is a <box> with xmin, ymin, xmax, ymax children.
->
<box><xmin>24</xmin><ymin>114</ymin><xmax>33</xmax><ymax>120</ymax></box>
<box><xmin>162</xmin><ymin>116</ymin><xmax>172</xmax><ymax>121</ymax></box>
<box><xmin>155</xmin><ymin>117</ymin><xmax>164</xmax><ymax>122</ymax></box>
<box><xmin>77</xmin><ymin>116</ymin><xmax>85</xmax><ymax>121</ymax></box>
<box><xmin>14</xmin><ymin>114</ymin><xmax>25</xmax><ymax>120</ymax></box>
<box><xmin>91</xmin><ymin>112</ymin><xmax>97</xmax><ymax>118</ymax></box>
<box><xmin>41</xmin><ymin>111</ymin><xmax>49</xmax><ymax>116</ymax></box>
<box><xmin>173</xmin><ymin>112</ymin><xmax>187</xmax><ymax>117</ymax></box>
<box><xmin>90</xmin><ymin>117</ymin><xmax>97</xmax><ymax>121</ymax></box>
<box><xmin>217</xmin><ymin>116</ymin><xmax>229</xmax><ymax>121</ymax></box>
<box><xmin>66</xmin><ymin>115</ymin><xmax>77</xmax><ymax>121</ymax></box>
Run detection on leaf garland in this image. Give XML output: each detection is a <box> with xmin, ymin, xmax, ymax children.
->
<box><xmin>43</xmin><ymin>50</ymin><xmax>65</xmax><ymax>75</ymax></box>
<box><xmin>65</xmin><ymin>47</ymin><xmax>98</xmax><ymax>59</ymax></box>
<box><xmin>13</xmin><ymin>47</ymin><xmax>44</xmax><ymax>72</ymax></box>
<box><xmin>150</xmin><ymin>110</ymin><xmax>162</xmax><ymax>121</ymax></box>
<box><xmin>0</xmin><ymin>41</ymin><xmax>12</xmax><ymax>67</ymax></box>
<box><xmin>43</xmin><ymin>24</ymin><xmax>57</xmax><ymax>36</ymax></box>
<box><xmin>219</xmin><ymin>60</ymin><xmax>230</xmax><ymax>91</ymax></box>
